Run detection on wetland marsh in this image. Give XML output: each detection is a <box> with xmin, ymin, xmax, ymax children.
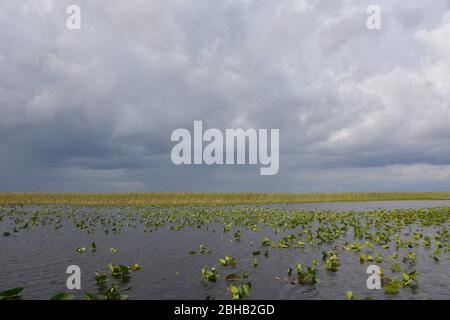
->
<box><xmin>1</xmin><ymin>194</ymin><xmax>450</xmax><ymax>300</ymax></box>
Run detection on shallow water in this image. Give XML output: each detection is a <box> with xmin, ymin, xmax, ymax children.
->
<box><xmin>241</xmin><ymin>200</ymin><xmax>450</xmax><ymax>211</ymax></box>
<box><xmin>1</xmin><ymin>201</ymin><xmax>449</xmax><ymax>300</ymax></box>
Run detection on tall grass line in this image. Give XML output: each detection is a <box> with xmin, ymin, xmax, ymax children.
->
<box><xmin>1</xmin><ymin>192</ymin><xmax>450</xmax><ymax>206</ymax></box>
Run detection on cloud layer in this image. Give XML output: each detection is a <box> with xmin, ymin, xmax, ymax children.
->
<box><xmin>1</xmin><ymin>0</ymin><xmax>450</xmax><ymax>192</ymax></box>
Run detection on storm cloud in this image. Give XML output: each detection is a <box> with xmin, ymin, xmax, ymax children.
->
<box><xmin>1</xmin><ymin>0</ymin><xmax>450</xmax><ymax>192</ymax></box>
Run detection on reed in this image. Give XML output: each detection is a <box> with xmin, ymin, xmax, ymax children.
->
<box><xmin>0</xmin><ymin>192</ymin><xmax>449</xmax><ymax>206</ymax></box>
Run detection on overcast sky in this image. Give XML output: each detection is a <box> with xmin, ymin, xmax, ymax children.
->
<box><xmin>1</xmin><ymin>0</ymin><xmax>450</xmax><ymax>192</ymax></box>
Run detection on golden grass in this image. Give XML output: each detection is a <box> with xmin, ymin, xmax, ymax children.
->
<box><xmin>0</xmin><ymin>192</ymin><xmax>450</xmax><ymax>206</ymax></box>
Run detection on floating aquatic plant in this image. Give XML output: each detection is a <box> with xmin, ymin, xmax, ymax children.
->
<box><xmin>261</xmin><ymin>236</ymin><xmax>271</xmax><ymax>246</ymax></box>
<box><xmin>95</xmin><ymin>270</ymin><xmax>108</xmax><ymax>286</ymax></box>
<box><xmin>85</xmin><ymin>293</ymin><xmax>99</xmax><ymax>300</ymax></box>
<box><xmin>131</xmin><ymin>264</ymin><xmax>142</xmax><ymax>271</ymax></box>
<box><xmin>1</xmin><ymin>203</ymin><xmax>450</xmax><ymax>300</ymax></box>
<box><xmin>391</xmin><ymin>262</ymin><xmax>402</xmax><ymax>273</ymax></box>
<box><xmin>0</xmin><ymin>287</ymin><xmax>23</xmax><ymax>300</ymax></box>
<box><xmin>402</xmin><ymin>271</ymin><xmax>418</xmax><ymax>287</ymax></box>
<box><xmin>50</xmin><ymin>293</ymin><xmax>76</xmax><ymax>300</ymax></box>
<box><xmin>201</xmin><ymin>267</ymin><xmax>218</xmax><ymax>282</ymax></box>
<box><xmin>103</xmin><ymin>284</ymin><xmax>128</xmax><ymax>300</ymax></box>
<box><xmin>383</xmin><ymin>278</ymin><xmax>402</xmax><ymax>294</ymax></box>
<box><xmin>219</xmin><ymin>256</ymin><xmax>237</xmax><ymax>267</ymax></box>
<box><xmin>403</xmin><ymin>251</ymin><xmax>417</xmax><ymax>264</ymax></box>
<box><xmin>76</xmin><ymin>247</ymin><xmax>86</xmax><ymax>253</ymax></box>
<box><xmin>108</xmin><ymin>263</ymin><xmax>130</xmax><ymax>281</ymax></box>
<box><xmin>287</xmin><ymin>263</ymin><xmax>319</xmax><ymax>284</ymax></box>
<box><xmin>346</xmin><ymin>291</ymin><xmax>374</xmax><ymax>300</ymax></box>
<box><xmin>323</xmin><ymin>252</ymin><xmax>340</xmax><ymax>272</ymax></box>
<box><xmin>228</xmin><ymin>283</ymin><xmax>251</xmax><ymax>300</ymax></box>
<box><xmin>346</xmin><ymin>291</ymin><xmax>355</xmax><ymax>300</ymax></box>
<box><xmin>233</xmin><ymin>230</ymin><xmax>242</xmax><ymax>241</ymax></box>
<box><xmin>199</xmin><ymin>244</ymin><xmax>210</xmax><ymax>254</ymax></box>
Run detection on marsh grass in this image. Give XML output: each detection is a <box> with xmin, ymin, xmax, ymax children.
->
<box><xmin>1</xmin><ymin>192</ymin><xmax>450</xmax><ymax>206</ymax></box>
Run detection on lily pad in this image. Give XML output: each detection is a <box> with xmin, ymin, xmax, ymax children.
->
<box><xmin>50</xmin><ymin>293</ymin><xmax>76</xmax><ymax>300</ymax></box>
<box><xmin>0</xmin><ymin>287</ymin><xmax>24</xmax><ymax>300</ymax></box>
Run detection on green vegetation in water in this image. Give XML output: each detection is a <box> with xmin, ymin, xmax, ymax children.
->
<box><xmin>383</xmin><ymin>278</ymin><xmax>402</xmax><ymax>294</ymax></box>
<box><xmin>50</xmin><ymin>293</ymin><xmax>76</xmax><ymax>300</ymax></box>
<box><xmin>228</xmin><ymin>271</ymin><xmax>251</xmax><ymax>300</ymax></box>
<box><xmin>201</xmin><ymin>267</ymin><xmax>219</xmax><ymax>282</ymax></box>
<box><xmin>1</xmin><ymin>203</ymin><xmax>450</xmax><ymax>299</ymax></box>
<box><xmin>70</xmin><ymin>262</ymin><xmax>142</xmax><ymax>300</ymax></box>
<box><xmin>286</xmin><ymin>263</ymin><xmax>320</xmax><ymax>284</ymax></box>
<box><xmin>0</xmin><ymin>258</ymin><xmax>142</xmax><ymax>300</ymax></box>
<box><xmin>346</xmin><ymin>291</ymin><xmax>374</xmax><ymax>300</ymax></box>
<box><xmin>190</xmin><ymin>244</ymin><xmax>211</xmax><ymax>255</ymax></box>
<box><xmin>218</xmin><ymin>256</ymin><xmax>237</xmax><ymax>267</ymax></box>
<box><xmin>0</xmin><ymin>287</ymin><xmax>24</xmax><ymax>300</ymax></box>
<box><xmin>229</xmin><ymin>283</ymin><xmax>251</xmax><ymax>300</ymax></box>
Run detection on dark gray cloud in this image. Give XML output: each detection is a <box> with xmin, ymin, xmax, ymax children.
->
<box><xmin>1</xmin><ymin>0</ymin><xmax>450</xmax><ymax>192</ymax></box>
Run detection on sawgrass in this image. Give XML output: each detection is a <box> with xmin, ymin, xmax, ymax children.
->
<box><xmin>0</xmin><ymin>192</ymin><xmax>450</xmax><ymax>206</ymax></box>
